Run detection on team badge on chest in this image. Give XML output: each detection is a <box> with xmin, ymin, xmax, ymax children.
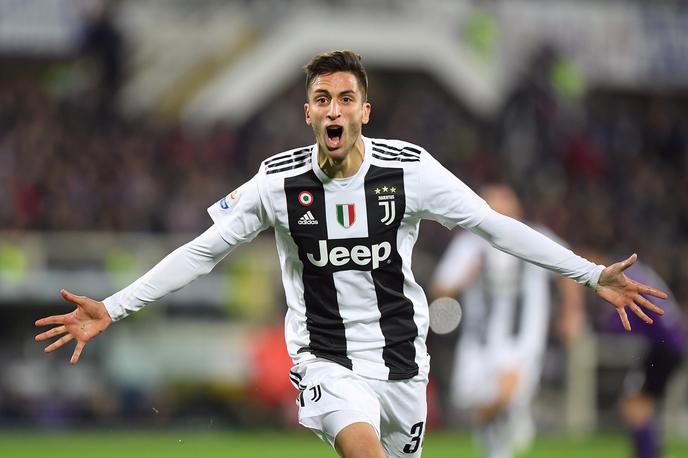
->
<box><xmin>374</xmin><ymin>186</ymin><xmax>397</xmax><ymax>225</ymax></box>
<box><xmin>298</xmin><ymin>191</ymin><xmax>314</xmax><ymax>206</ymax></box>
<box><xmin>336</xmin><ymin>203</ymin><xmax>356</xmax><ymax>228</ymax></box>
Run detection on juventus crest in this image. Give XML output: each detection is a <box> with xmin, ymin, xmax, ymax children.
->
<box><xmin>375</xmin><ymin>185</ymin><xmax>397</xmax><ymax>225</ymax></box>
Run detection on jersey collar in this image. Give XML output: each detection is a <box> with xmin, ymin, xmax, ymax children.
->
<box><xmin>312</xmin><ymin>135</ymin><xmax>372</xmax><ymax>186</ymax></box>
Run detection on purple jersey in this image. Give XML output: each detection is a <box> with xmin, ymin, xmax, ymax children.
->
<box><xmin>597</xmin><ymin>263</ymin><xmax>686</xmax><ymax>352</ymax></box>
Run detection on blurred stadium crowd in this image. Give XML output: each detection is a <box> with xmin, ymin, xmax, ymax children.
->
<box><xmin>2</xmin><ymin>48</ymin><xmax>686</xmax><ymax>302</ymax></box>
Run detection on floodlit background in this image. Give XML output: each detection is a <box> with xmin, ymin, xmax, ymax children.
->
<box><xmin>1</xmin><ymin>0</ymin><xmax>687</xmax><ymax>456</ymax></box>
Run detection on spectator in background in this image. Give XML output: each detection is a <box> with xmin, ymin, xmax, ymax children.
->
<box><xmin>584</xmin><ymin>249</ymin><xmax>686</xmax><ymax>458</ymax></box>
<box><xmin>430</xmin><ymin>183</ymin><xmax>584</xmax><ymax>458</ymax></box>
<box><xmin>80</xmin><ymin>0</ymin><xmax>124</xmax><ymax>117</ymax></box>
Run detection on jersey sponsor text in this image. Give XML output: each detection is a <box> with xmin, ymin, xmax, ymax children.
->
<box><xmin>306</xmin><ymin>239</ymin><xmax>391</xmax><ymax>269</ymax></box>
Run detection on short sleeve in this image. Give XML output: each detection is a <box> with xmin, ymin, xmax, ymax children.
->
<box><xmin>418</xmin><ymin>152</ymin><xmax>489</xmax><ymax>229</ymax></box>
<box><xmin>207</xmin><ymin>174</ymin><xmax>270</xmax><ymax>245</ymax></box>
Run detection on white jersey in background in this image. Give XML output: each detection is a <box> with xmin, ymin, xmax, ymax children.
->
<box><xmin>432</xmin><ymin>228</ymin><xmax>559</xmax><ymax>408</ymax></box>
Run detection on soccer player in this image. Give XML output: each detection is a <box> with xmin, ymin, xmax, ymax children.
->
<box><xmin>430</xmin><ymin>183</ymin><xmax>584</xmax><ymax>458</ymax></box>
<box><xmin>589</xmin><ymin>251</ymin><xmax>685</xmax><ymax>458</ymax></box>
<box><xmin>35</xmin><ymin>50</ymin><xmax>667</xmax><ymax>458</ymax></box>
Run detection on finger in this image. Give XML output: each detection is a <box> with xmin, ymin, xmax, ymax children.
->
<box><xmin>619</xmin><ymin>253</ymin><xmax>638</xmax><ymax>272</ymax></box>
<box><xmin>629</xmin><ymin>303</ymin><xmax>653</xmax><ymax>325</ymax></box>
<box><xmin>632</xmin><ymin>281</ymin><xmax>668</xmax><ymax>300</ymax></box>
<box><xmin>35</xmin><ymin>315</ymin><xmax>67</xmax><ymax>327</ymax></box>
<box><xmin>35</xmin><ymin>325</ymin><xmax>67</xmax><ymax>342</ymax></box>
<box><xmin>635</xmin><ymin>294</ymin><xmax>665</xmax><ymax>316</ymax></box>
<box><xmin>44</xmin><ymin>333</ymin><xmax>74</xmax><ymax>353</ymax></box>
<box><xmin>71</xmin><ymin>340</ymin><xmax>86</xmax><ymax>365</ymax></box>
<box><xmin>616</xmin><ymin>307</ymin><xmax>631</xmax><ymax>332</ymax></box>
<box><xmin>60</xmin><ymin>289</ymin><xmax>83</xmax><ymax>305</ymax></box>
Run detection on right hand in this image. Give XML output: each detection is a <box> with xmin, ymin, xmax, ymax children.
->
<box><xmin>35</xmin><ymin>289</ymin><xmax>112</xmax><ymax>365</ymax></box>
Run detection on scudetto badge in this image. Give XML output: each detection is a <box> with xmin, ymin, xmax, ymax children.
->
<box><xmin>336</xmin><ymin>203</ymin><xmax>356</xmax><ymax>228</ymax></box>
<box><xmin>298</xmin><ymin>191</ymin><xmax>314</xmax><ymax>206</ymax></box>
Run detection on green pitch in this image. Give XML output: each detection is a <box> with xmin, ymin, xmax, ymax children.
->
<box><xmin>0</xmin><ymin>430</ymin><xmax>686</xmax><ymax>457</ymax></box>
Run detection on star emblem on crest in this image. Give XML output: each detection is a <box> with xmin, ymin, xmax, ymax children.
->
<box><xmin>374</xmin><ymin>186</ymin><xmax>397</xmax><ymax>194</ymax></box>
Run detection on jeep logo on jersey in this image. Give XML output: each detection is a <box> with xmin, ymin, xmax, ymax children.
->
<box><xmin>336</xmin><ymin>203</ymin><xmax>355</xmax><ymax>228</ymax></box>
<box><xmin>306</xmin><ymin>240</ymin><xmax>391</xmax><ymax>270</ymax></box>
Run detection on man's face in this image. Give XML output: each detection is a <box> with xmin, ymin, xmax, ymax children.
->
<box><xmin>304</xmin><ymin>71</ymin><xmax>371</xmax><ymax>162</ymax></box>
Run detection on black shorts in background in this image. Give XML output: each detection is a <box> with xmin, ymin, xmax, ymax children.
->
<box><xmin>641</xmin><ymin>344</ymin><xmax>684</xmax><ymax>399</ymax></box>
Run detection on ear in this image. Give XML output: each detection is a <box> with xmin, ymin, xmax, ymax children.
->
<box><xmin>361</xmin><ymin>102</ymin><xmax>371</xmax><ymax>125</ymax></box>
<box><xmin>304</xmin><ymin>103</ymin><xmax>311</xmax><ymax>125</ymax></box>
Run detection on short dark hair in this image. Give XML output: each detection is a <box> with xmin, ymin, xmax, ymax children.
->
<box><xmin>304</xmin><ymin>50</ymin><xmax>369</xmax><ymax>100</ymax></box>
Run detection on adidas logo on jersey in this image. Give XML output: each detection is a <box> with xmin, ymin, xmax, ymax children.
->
<box><xmin>298</xmin><ymin>211</ymin><xmax>319</xmax><ymax>225</ymax></box>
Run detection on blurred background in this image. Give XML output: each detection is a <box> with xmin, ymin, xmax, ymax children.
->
<box><xmin>1</xmin><ymin>0</ymin><xmax>687</xmax><ymax>456</ymax></box>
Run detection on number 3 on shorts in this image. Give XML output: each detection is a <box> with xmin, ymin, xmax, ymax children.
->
<box><xmin>403</xmin><ymin>421</ymin><xmax>425</xmax><ymax>453</ymax></box>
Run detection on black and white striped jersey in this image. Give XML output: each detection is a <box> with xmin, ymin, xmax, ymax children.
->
<box><xmin>208</xmin><ymin>136</ymin><xmax>489</xmax><ymax>381</ymax></box>
<box><xmin>431</xmin><ymin>228</ymin><xmax>559</xmax><ymax>364</ymax></box>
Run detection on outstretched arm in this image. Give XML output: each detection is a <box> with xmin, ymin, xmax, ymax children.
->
<box><xmin>102</xmin><ymin>224</ymin><xmax>233</xmax><ymax>321</ymax></box>
<box><xmin>471</xmin><ymin>209</ymin><xmax>666</xmax><ymax>330</ymax></box>
<box><xmin>34</xmin><ymin>224</ymin><xmax>233</xmax><ymax>364</ymax></box>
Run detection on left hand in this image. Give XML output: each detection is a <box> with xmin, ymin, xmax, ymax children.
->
<box><xmin>595</xmin><ymin>254</ymin><xmax>666</xmax><ymax>331</ymax></box>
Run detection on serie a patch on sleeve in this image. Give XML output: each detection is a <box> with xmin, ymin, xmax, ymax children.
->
<box><xmin>219</xmin><ymin>189</ymin><xmax>241</xmax><ymax>211</ymax></box>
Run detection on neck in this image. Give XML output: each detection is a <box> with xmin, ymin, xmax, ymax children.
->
<box><xmin>318</xmin><ymin>137</ymin><xmax>365</xmax><ymax>178</ymax></box>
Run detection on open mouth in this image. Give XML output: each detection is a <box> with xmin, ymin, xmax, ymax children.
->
<box><xmin>325</xmin><ymin>125</ymin><xmax>344</xmax><ymax>149</ymax></box>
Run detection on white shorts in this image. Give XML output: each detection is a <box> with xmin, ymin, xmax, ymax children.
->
<box><xmin>450</xmin><ymin>343</ymin><xmax>542</xmax><ymax>410</ymax></box>
<box><xmin>290</xmin><ymin>359</ymin><xmax>428</xmax><ymax>458</ymax></box>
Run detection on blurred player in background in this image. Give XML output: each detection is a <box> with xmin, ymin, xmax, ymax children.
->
<box><xmin>430</xmin><ymin>183</ymin><xmax>584</xmax><ymax>458</ymax></box>
<box><xmin>585</xmin><ymin>249</ymin><xmax>686</xmax><ymax>458</ymax></box>
<box><xmin>35</xmin><ymin>50</ymin><xmax>666</xmax><ymax>458</ymax></box>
